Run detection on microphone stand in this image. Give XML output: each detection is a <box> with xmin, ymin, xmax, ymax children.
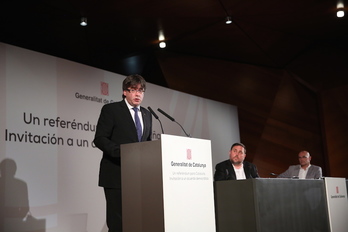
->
<box><xmin>148</xmin><ymin>106</ymin><xmax>164</xmax><ymax>134</ymax></box>
<box><xmin>157</xmin><ymin>108</ymin><xmax>191</xmax><ymax>137</ymax></box>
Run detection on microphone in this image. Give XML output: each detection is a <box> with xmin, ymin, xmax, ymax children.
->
<box><xmin>148</xmin><ymin>106</ymin><xmax>159</xmax><ymax>119</ymax></box>
<box><xmin>148</xmin><ymin>106</ymin><xmax>164</xmax><ymax>134</ymax></box>
<box><xmin>157</xmin><ymin>108</ymin><xmax>191</xmax><ymax>137</ymax></box>
<box><xmin>157</xmin><ymin>108</ymin><xmax>174</xmax><ymax>121</ymax></box>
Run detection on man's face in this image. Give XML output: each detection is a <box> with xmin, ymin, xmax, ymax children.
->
<box><xmin>298</xmin><ymin>151</ymin><xmax>311</xmax><ymax>167</ymax></box>
<box><xmin>229</xmin><ymin>145</ymin><xmax>246</xmax><ymax>165</ymax></box>
<box><xmin>123</xmin><ymin>84</ymin><xmax>144</xmax><ymax>107</ymax></box>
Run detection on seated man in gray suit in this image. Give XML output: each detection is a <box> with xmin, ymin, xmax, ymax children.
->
<box><xmin>277</xmin><ymin>151</ymin><xmax>322</xmax><ymax>179</ymax></box>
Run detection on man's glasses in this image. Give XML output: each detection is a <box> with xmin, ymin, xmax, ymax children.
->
<box><xmin>126</xmin><ymin>88</ymin><xmax>145</xmax><ymax>94</ymax></box>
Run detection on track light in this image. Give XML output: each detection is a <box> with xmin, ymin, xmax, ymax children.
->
<box><xmin>80</xmin><ymin>17</ymin><xmax>87</xmax><ymax>26</ymax></box>
<box><xmin>159</xmin><ymin>41</ymin><xmax>166</xmax><ymax>48</ymax></box>
<box><xmin>158</xmin><ymin>29</ymin><xmax>166</xmax><ymax>48</ymax></box>
<box><xmin>337</xmin><ymin>8</ymin><xmax>344</xmax><ymax>17</ymax></box>
<box><xmin>225</xmin><ymin>16</ymin><xmax>232</xmax><ymax>24</ymax></box>
<box><xmin>337</xmin><ymin>2</ymin><xmax>345</xmax><ymax>18</ymax></box>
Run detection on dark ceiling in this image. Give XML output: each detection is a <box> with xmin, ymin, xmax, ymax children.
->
<box><xmin>1</xmin><ymin>0</ymin><xmax>348</xmax><ymax>91</ymax></box>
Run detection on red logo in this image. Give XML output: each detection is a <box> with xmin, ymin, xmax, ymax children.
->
<box><xmin>336</xmin><ymin>186</ymin><xmax>339</xmax><ymax>194</ymax></box>
<box><xmin>101</xmin><ymin>82</ymin><xmax>109</xmax><ymax>96</ymax></box>
<box><xmin>187</xmin><ymin>149</ymin><xmax>192</xmax><ymax>160</ymax></box>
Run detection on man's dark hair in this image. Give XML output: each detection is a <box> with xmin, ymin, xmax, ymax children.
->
<box><xmin>230</xmin><ymin>142</ymin><xmax>246</xmax><ymax>153</ymax></box>
<box><xmin>122</xmin><ymin>74</ymin><xmax>146</xmax><ymax>99</ymax></box>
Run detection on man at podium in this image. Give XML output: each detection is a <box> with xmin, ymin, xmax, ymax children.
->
<box><xmin>214</xmin><ymin>142</ymin><xmax>259</xmax><ymax>181</ymax></box>
<box><xmin>94</xmin><ymin>74</ymin><xmax>153</xmax><ymax>232</ymax></box>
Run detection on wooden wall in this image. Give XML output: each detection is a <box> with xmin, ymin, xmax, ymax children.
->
<box><xmin>156</xmin><ymin>52</ymin><xmax>347</xmax><ymax>178</ymax></box>
<box><xmin>320</xmin><ymin>87</ymin><xmax>348</xmax><ymax>178</ymax></box>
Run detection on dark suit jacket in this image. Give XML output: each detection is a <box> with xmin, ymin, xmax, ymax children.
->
<box><xmin>93</xmin><ymin>100</ymin><xmax>152</xmax><ymax>188</ymax></box>
<box><xmin>214</xmin><ymin>160</ymin><xmax>260</xmax><ymax>181</ymax></box>
<box><xmin>277</xmin><ymin>165</ymin><xmax>322</xmax><ymax>179</ymax></box>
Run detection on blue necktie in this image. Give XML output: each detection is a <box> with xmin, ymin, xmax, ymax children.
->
<box><xmin>133</xmin><ymin>107</ymin><xmax>142</xmax><ymax>141</ymax></box>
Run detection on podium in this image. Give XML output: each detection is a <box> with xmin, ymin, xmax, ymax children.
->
<box><xmin>324</xmin><ymin>177</ymin><xmax>348</xmax><ymax>232</ymax></box>
<box><xmin>214</xmin><ymin>178</ymin><xmax>330</xmax><ymax>232</ymax></box>
<box><xmin>121</xmin><ymin>134</ymin><xmax>216</xmax><ymax>232</ymax></box>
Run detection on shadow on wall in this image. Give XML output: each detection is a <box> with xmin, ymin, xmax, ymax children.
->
<box><xmin>0</xmin><ymin>158</ymin><xmax>46</xmax><ymax>232</ymax></box>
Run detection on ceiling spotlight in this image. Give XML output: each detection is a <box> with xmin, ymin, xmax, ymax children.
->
<box><xmin>225</xmin><ymin>16</ymin><xmax>232</xmax><ymax>24</ymax></box>
<box><xmin>337</xmin><ymin>8</ymin><xmax>345</xmax><ymax>18</ymax></box>
<box><xmin>159</xmin><ymin>41</ymin><xmax>166</xmax><ymax>48</ymax></box>
<box><xmin>80</xmin><ymin>17</ymin><xmax>87</xmax><ymax>26</ymax></box>
<box><xmin>159</xmin><ymin>30</ymin><xmax>165</xmax><ymax>41</ymax></box>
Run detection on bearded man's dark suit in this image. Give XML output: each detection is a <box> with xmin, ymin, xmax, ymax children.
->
<box><xmin>94</xmin><ymin>100</ymin><xmax>152</xmax><ymax>232</ymax></box>
<box><xmin>214</xmin><ymin>160</ymin><xmax>259</xmax><ymax>181</ymax></box>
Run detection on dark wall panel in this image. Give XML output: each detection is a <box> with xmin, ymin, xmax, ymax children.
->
<box><xmin>157</xmin><ymin>53</ymin><xmax>338</xmax><ymax>178</ymax></box>
<box><xmin>320</xmin><ymin>87</ymin><xmax>348</xmax><ymax>178</ymax></box>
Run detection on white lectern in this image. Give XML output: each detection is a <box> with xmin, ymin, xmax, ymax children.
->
<box><xmin>324</xmin><ymin>177</ymin><xmax>348</xmax><ymax>232</ymax></box>
<box><xmin>121</xmin><ymin>134</ymin><xmax>216</xmax><ymax>232</ymax></box>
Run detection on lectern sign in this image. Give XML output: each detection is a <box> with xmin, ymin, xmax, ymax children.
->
<box><xmin>324</xmin><ymin>177</ymin><xmax>348</xmax><ymax>232</ymax></box>
<box><xmin>161</xmin><ymin>134</ymin><xmax>216</xmax><ymax>232</ymax></box>
<box><xmin>121</xmin><ymin>134</ymin><xmax>216</xmax><ymax>232</ymax></box>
